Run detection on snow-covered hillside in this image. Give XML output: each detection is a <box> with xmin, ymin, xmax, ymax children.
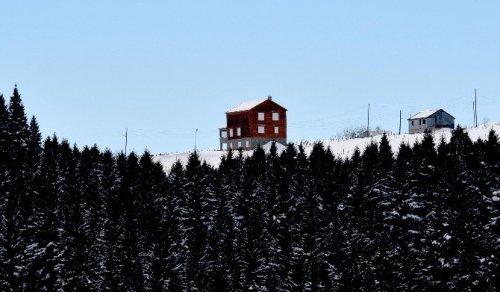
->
<box><xmin>153</xmin><ymin>141</ymin><xmax>286</xmax><ymax>172</ymax></box>
<box><xmin>153</xmin><ymin>122</ymin><xmax>500</xmax><ymax>172</ymax></box>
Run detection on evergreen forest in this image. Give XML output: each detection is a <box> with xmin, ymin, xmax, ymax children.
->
<box><xmin>1</xmin><ymin>87</ymin><xmax>499</xmax><ymax>291</ymax></box>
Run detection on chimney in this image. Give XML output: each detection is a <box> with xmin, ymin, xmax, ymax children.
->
<box><xmin>268</xmin><ymin>95</ymin><xmax>272</xmax><ymax>101</ymax></box>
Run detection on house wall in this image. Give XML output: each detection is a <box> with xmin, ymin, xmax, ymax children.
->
<box><xmin>409</xmin><ymin>118</ymin><xmax>430</xmax><ymax>134</ymax></box>
<box><xmin>226</xmin><ymin>137</ymin><xmax>287</xmax><ymax>150</ymax></box>
<box><xmin>437</xmin><ymin>111</ymin><xmax>455</xmax><ymax>129</ymax></box>
<box><xmin>247</xmin><ymin>100</ymin><xmax>287</xmax><ymax>139</ymax></box>
<box><xmin>226</xmin><ymin>112</ymin><xmax>251</xmax><ymax>139</ymax></box>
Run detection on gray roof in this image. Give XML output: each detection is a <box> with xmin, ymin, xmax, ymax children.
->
<box><xmin>408</xmin><ymin>109</ymin><xmax>455</xmax><ymax>120</ymax></box>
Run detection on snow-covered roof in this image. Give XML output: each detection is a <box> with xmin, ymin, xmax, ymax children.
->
<box><xmin>409</xmin><ymin>109</ymin><xmax>440</xmax><ymax>119</ymax></box>
<box><xmin>227</xmin><ymin>99</ymin><xmax>267</xmax><ymax>113</ymax></box>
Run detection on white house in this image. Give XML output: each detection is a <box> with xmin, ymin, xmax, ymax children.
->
<box><xmin>408</xmin><ymin>109</ymin><xmax>455</xmax><ymax>134</ymax></box>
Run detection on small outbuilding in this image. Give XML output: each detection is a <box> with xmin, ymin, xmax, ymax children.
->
<box><xmin>408</xmin><ymin>109</ymin><xmax>455</xmax><ymax>134</ymax></box>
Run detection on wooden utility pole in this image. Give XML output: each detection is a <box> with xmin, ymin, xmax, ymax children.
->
<box><xmin>367</xmin><ymin>104</ymin><xmax>370</xmax><ymax>137</ymax></box>
<box><xmin>399</xmin><ymin>110</ymin><xmax>402</xmax><ymax>135</ymax></box>
<box><xmin>474</xmin><ymin>88</ymin><xmax>478</xmax><ymax>127</ymax></box>
<box><xmin>195</xmin><ymin>128</ymin><xmax>198</xmax><ymax>152</ymax></box>
<box><xmin>124</xmin><ymin>128</ymin><xmax>128</xmax><ymax>155</ymax></box>
<box><xmin>473</xmin><ymin>101</ymin><xmax>476</xmax><ymax>127</ymax></box>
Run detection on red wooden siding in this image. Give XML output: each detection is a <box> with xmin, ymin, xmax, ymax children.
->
<box><xmin>226</xmin><ymin>112</ymin><xmax>251</xmax><ymax>139</ymax></box>
<box><xmin>225</xmin><ymin>99</ymin><xmax>287</xmax><ymax>141</ymax></box>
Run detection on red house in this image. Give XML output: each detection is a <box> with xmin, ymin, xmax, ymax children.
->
<box><xmin>219</xmin><ymin>96</ymin><xmax>287</xmax><ymax>150</ymax></box>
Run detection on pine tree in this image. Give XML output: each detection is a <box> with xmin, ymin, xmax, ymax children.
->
<box><xmin>284</xmin><ymin>144</ymin><xmax>323</xmax><ymax>290</ymax></box>
<box><xmin>401</xmin><ymin>132</ymin><xmax>441</xmax><ymax>289</ymax></box>
<box><xmin>0</xmin><ymin>93</ymin><xmax>12</xmax><ymax>291</ymax></box>
<box><xmin>182</xmin><ymin>152</ymin><xmax>216</xmax><ymax>290</ymax></box>
<box><xmin>209</xmin><ymin>149</ymin><xmax>245</xmax><ymax>291</ymax></box>
<box><xmin>0</xmin><ymin>94</ymin><xmax>8</xmax><ymax>161</ymax></box>
<box><xmin>120</xmin><ymin>152</ymin><xmax>145</xmax><ymax>291</ymax></box>
<box><xmin>284</xmin><ymin>144</ymin><xmax>310</xmax><ymax>289</ymax></box>
<box><xmin>195</xmin><ymin>151</ymin><xmax>232</xmax><ymax>291</ymax></box>
<box><xmin>52</xmin><ymin>141</ymin><xmax>81</xmax><ymax>290</ymax></box>
<box><xmin>164</xmin><ymin>160</ymin><xmax>187</xmax><ymax>290</ymax></box>
<box><xmin>219</xmin><ymin>149</ymin><xmax>251</xmax><ymax>291</ymax></box>
<box><xmin>481</xmin><ymin>130</ymin><xmax>500</xmax><ymax>288</ymax></box>
<box><xmin>7</xmin><ymin>86</ymin><xmax>29</xmax><ymax>166</ymax></box>
<box><xmin>135</xmin><ymin>150</ymin><xmax>166</xmax><ymax>290</ymax></box>
<box><xmin>367</xmin><ymin>133</ymin><xmax>403</xmax><ymax>290</ymax></box>
<box><xmin>306</xmin><ymin>142</ymin><xmax>340</xmax><ymax>290</ymax></box>
<box><xmin>3</xmin><ymin>86</ymin><xmax>32</xmax><ymax>290</ymax></box>
<box><xmin>26</xmin><ymin>116</ymin><xmax>42</xmax><ymax>171</ymax></box>
<box><xmin>11</xmin><ymin>115</ymin><xmax>43</xmax><ymax>287</ymax></box>
<box><xmin>113</xmin><ymin>152</ymin><xmax>133</xmax><ymax>290</ymax></box>
<box><xmin>335</xmin><ymin>153</ymin><xmax>359</xmax><ymax>290</ymax></box>
<box><xmin>337</xmin><ymin>147</ymin><xmax>362</xmax><ymax>290</ymax></box>
<box><xmin>447</xmin><ymin>126</ymin><xmax>491</xmax><ymax>289</ymax></box>
<box><xmin>311</xmin><ymin>143</ymin><xmax>342</xmax><ymax>289</ymax></box>
<box><xmin>345</xmin><ymin>141</ymin><xmax>380</xmax><ymax>289</ymax></box>
<box><xmin>237</xmin><ymin>146</ymin><xmax>270</xmax><ymax>290</ymax></box>
<box><xmin>22</xmin><ymin>136</ymin><xmax>61</xmax><ymax>291</ymax></box>
<box><xmin>257</xmin><ymin>141</ymin><xmax>289</xmax><ymax>291</ymax></box>
<box><xmin>99</xmin><ymin>149</ymin><xmax>121</xmax><ymax>291</ymax></box>
<box><xmin>388</xmin><ymin>141</ymin><xmax>414</xmax><ymax>289</ymax></box>
<box><xmin>72</xmin><ymin>146</ymin><xmax>106</xmax><ymax>290</ymax></box>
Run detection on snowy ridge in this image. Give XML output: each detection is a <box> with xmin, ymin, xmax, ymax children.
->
<box><xmin>153</xmin><ymin>141</ymin><xmax>286</xmax><ymax>172</ymax></box>
<box><xmin>153</xmin><ymin>122</ymin><xmax>500</xmax><ymax>172</ymax></box>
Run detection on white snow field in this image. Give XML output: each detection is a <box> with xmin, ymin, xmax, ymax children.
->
<box><xmin>153</xmin><ymin>122</ymin><xmax>500</xmax><ymax>172</ymax></box>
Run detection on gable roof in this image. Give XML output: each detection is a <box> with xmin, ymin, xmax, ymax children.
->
<box><xmin>226</xmin><ymin>97</ymin><xmax>287</xmax><ymax>113</ymax></box>
<box><xmin>408</xmin><ymin>109</ymin><xmax>455</xmax><ymax>120</ymax></box>
<box><xmin>227</xmin><ymin>99</ymin><xmax>267</xmax><ymax>113</ymax></box>
<box><xmin>409</xmin><ymin>109</ymin><xmax>440</xmax><ymax>119</ymax></box>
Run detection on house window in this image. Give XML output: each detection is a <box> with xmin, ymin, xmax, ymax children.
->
<box><xmin>229</xmin><ymin>128</ymin><xmax>233</xmax><ymax>137</ymax></box>
<box><xmin>274</xmin><ymin>126</ymin><xmax>279</xmax><ymax>134</ymax></box>
<box><xmin>422</xmin><ymin>119</ymin><xmax>426</xmax><ymax>125</ymax></box>
<box><xmin>411</xmin><ymin>121</ymin><xmax>414</xmax><ymax>126</ymax></box>
<box><xmin>258</xmin><ymin>112</ymin><xmax>265</xmax><ymax>121</ymax></box>
<box><xmin>272</xmin><ymin>112</ymin><xmax>279</xmax><ymax>121</ymax></box>
<box><xmin>237</xmin><ymin>127</ymin><xmax>241</xmax><ymax>136</ymax></box>
<box><xmin>238</xmin><ymin>141</ymin><xmax>242</xmax><ymax>148</ymax></box>
<box><xmin>258</xmin><ymin>125</ymin><xmax>265</xmax><ymax>134</ymax></box>
<box><xmin>246</xmin><ymin>140</ymin><xmax>250</xmax><ymax>148</ymax></box>
<box><xmin>229</xmin><ymin>142</ymin><xmax>233</xmax><ymax>149</ymax></box>
<box><xmin>221</xmin><ymin>130</ymin><xmax>227</xmax><ymax>138</ymax></box>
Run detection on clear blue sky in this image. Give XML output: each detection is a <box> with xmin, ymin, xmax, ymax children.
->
<box><xmin>1</xmin><ymin>1</ymin><xmax>499</xmax><ymax>154</ymax></box>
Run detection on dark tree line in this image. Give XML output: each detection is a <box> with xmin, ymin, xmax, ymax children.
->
<box><xmin>1</xmin><ymin>87</ymin><xmax>499</xmax><ymax>291</ymax></box>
